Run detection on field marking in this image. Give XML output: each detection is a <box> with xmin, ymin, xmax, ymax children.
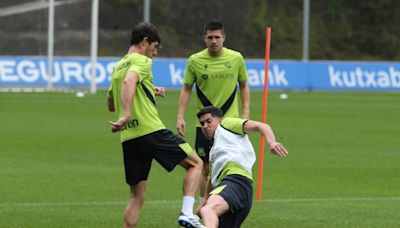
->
<box><xmin>1</xmin><ymin>196</ymin><xmax>400</xmax><ymax>208</ymax></box>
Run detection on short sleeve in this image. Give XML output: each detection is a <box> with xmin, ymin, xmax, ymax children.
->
<box><xmin>127</xmin><ymin>65</ymin><xmax>142</xmax><ymax>82</ymax></box>
<box><xmin>220</xmin><ymin>117</ymin><xmax>247</xmax><ymax>135</ymax></box>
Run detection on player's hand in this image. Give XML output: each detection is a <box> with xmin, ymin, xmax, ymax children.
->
<box><xmin>109</xmin><ymin>116</ymin><xmax>129</xmax><ymax>133</ymax></box>
<box><xmin>154</xmin><ymin>86</ymin><xmax>165</xmax><ymax>97</ymax></box>
<box><xmin>269</xmin><ymin>142</ymin><xmax>288</xmax><ymax>157</ymax></box>
<box><xmin>176</xmin><ymin>118</ymin><xmax>186</xmax><ymax>137</ymax></box>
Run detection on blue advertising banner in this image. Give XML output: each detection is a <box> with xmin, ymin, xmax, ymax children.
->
<box><xmin>0</xmin><ymin>56</ymin><xmax>116</xmax><ymax>87</ymax></box>
<box><xmin>0</xmin><ymin>56</ymin><xmax>399</xmax><ymax>91</ymax></box>
<box><xmin>309</xmin><ymin>61</ymin><xmax>400</xmax><ymax>91</ymax></box>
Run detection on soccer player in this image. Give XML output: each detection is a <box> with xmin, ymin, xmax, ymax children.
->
<box><xmin>107</xmin><ymin>22</ymin><xmax>204</xmax><ymax>228</ymax></box>
<box><xmin>196</xmin><ymin>106</ymin><xmax>288</xmax><ymax>228</ymax></box>
<box><xmin>176</xmin><ymin>20</ymin><xmax>250</xmax><ymax>202</ymax></box>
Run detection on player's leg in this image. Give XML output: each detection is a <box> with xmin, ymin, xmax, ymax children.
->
<box><xmin>199</xmin><ymin>161</ymin><xmax>209</xmax><ymax>203</ymax></box>
<box><xmin>199</xmin><ymin>194</ymin><xmax>229</xmax><ymax>228</ymax></box>
<box><xmin>123</xmin><ymin>181</ymin><xmax>147</xmax><ymax>228</ymax></box>
<box><xmin>121</xmin><ymin>138</ymin><xmax>152</xmax><ymax>228</ymax></box>
<box><xmin>149</xmin><ymin>129</ymin><xmax>204</xmax><ymax>227</ymax></box>
<box><xmin>179</xmin><ymin>151</ymin><xmax>203</xmax><ymax>197</ymax></box>
<box><xmin>223</xmin><ymin>204</ymin><xmax>252</xmax><ymax>228</ymax></box>
<box><xmin>200</xmin><ymin>175</ymin><xmax>253</xmax><ymax>228</ymax></box>
<box><xmin>149</xmin><ymin>129</ymin><xmax>203</xmax><ymax>198</ymax></box>
<box><xmin>177</xmin><ymin>152</ymin><xmax>205</xmax><ymax>227</ymax></box>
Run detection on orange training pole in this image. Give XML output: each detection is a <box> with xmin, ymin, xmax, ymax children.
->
<box><xmin>257</xmin><ymin>26</ymin><xmax>271</xmax><ymax>201</ymax></box>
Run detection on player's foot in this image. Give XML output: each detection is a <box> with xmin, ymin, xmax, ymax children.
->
<box><xmin>178</xmin><ymin>212</ymin><xmax>205</xmax><ymax>228</ymax></box>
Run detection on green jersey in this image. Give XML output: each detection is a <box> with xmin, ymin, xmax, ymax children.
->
<box><xmin>108</xmin><ymin>53</ymin><xmax>165</xmax><ymax>142</ymax></box>
<box><xmin>184</xmin><ymin>47</ymin><xmax>248</xmax><ymax>126</ymax></box>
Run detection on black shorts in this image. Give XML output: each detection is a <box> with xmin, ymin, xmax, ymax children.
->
<box><xmin>122</xmin><ymin>129</ymin><xmax>192</xmax><ymax>186</ymax></box>
<box><xmin>209</xmin><ymin>174</ymin><xmax>253</xmax><ymax>228</ymax></box>
<box><xmin>195</xmin><ymin>127</ymin><xmax>213</xmax><ymax>162</ymax></box>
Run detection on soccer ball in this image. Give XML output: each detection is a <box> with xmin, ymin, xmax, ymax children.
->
<box><xmin>279</xmin><ymin>93</ymin><xmax>288</xmax><ymax>99</ymax></box>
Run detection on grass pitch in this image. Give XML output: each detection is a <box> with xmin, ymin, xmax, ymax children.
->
<box><xmin>0</xmin><ymin>90</ymin><xmax>399</xmax><ymax>227</ymax></box>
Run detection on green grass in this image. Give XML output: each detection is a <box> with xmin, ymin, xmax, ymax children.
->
<box><xmin>0</xmin><ymin>90</ymin><xmax>399</xmax><ymax>227</ymax></box>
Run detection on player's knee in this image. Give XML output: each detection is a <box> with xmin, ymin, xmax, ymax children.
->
<box><xmin>129</xmin><ymin>192</ymin><xmax>145</xmax><ymax>207</ymax></box>
<box><xmin>136</xmin><ymin>195</ymin><xmax>145</xmax><ymax>206</ymax></box>
<box><xmin>192</xmin><ymin>159</ymin><xmax>203</xmax><ymax>174</ymax></box>
<box><xmin>180</xmin><ymin>152</ymin><xmax>203</xmax><ymax>171</ymax></box>
<box><xmin>199</xmin><ymin>205</ymin><xmax>209</xmax><ymax>217</ymax></box>
<box><xmin>191</xmin><ymin>152</ymin><xmax>204</xmax><ymax>168</ymax></box>
<box><xmin>199</xmin><ymin>204</ymin><xmax>217</xmax><ymax>217</ymax></box>
<box><xmin>134</xmin><ymin>192</ymin><xmax>146</xmax><ymax>205</ymax></box>
<box><xmin>130</xmin><ymin>188</ymin><xmax>146</xmax><ymax>204</ymax></box>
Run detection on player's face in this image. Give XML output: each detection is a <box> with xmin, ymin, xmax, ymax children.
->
<box><xmin>204</xmin><ymin>30</ymin><xmax>225</xmax><ymax>56</ymax></box>
<box><xmin>144</xmin><ymin>40</ymin><xmax>159</xmax><ymax>58</ymax></box>
<box><xmin>199</xmin><ymin>113</ymin><xmax>221</xmax><ymax>140</ymax></box>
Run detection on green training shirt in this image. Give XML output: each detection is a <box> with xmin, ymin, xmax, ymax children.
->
<box><xmin>108</xmin><ymin>53</ymin><xmax>165</xmax><ymax>142</ymax></box>
<box><xmin>184</xmin><ymin>48</ymin><xmax>248</xmax><ymax>126</ymax></box>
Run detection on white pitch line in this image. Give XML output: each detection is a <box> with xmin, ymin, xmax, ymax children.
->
<box><xmin>1</xmin><ymin>197</ymin><xmax>399</xmax><ymax>208</ymax></box>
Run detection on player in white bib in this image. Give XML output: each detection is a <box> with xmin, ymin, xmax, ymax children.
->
<box><xmin>196</xmin><ymin>106</ymin><xmax>288</xmax><ymax>228</ymax></box>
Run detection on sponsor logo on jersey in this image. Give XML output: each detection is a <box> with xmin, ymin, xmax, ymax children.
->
<box><xmin>197</xmin><ymin>148</ymin><xmax>206</xmax><ymax>157</ymax></box>
<box><xmin>210</xmin><ymin>73</ymin><xmax>234</xmax><ymax>80</ymax></box>
<box><xmin>121</xmin><ymin>119</ymin><xmax>139</xmax><ymax>131</ymax></box>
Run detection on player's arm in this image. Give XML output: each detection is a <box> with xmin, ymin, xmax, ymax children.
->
<box><xmin>239</xmin><ymin>80</ymin><xmax>250</xmax><ymax>119</ymax></box>
<box><xmin>176</xmin><ymin>83</ymin><xmax>193</xmax><ymax>136</ymax></box>
<box><xmin>243</xmin><ymin>120</ymin><xmax>288</xmax><ymax>157</ymax></box>
<box><xmin>109</xmin><ymin>72</ymin><xmax>139</xmax><ymax>132</ymax></box>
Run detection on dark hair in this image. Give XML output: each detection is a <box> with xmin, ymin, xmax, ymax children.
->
<box><xmin>130</xmin><ymin>22</ymin><xmax>161</xmax><ymax>45</ymax></box>
<box><xmin>197</xmin><ymin>106</ymin><xmax>223</xmax><ymax>119</ymax></box>
<box><xmin>204</xmin><ymin>20</ymin><xmax>224</xmax><ymax>33</ymax></box>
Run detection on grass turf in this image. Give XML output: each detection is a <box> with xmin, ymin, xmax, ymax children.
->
<box><xmin>0</xmin><ymin>90</ymin><xmax>399</xmax><ymax>227</ymax></box>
